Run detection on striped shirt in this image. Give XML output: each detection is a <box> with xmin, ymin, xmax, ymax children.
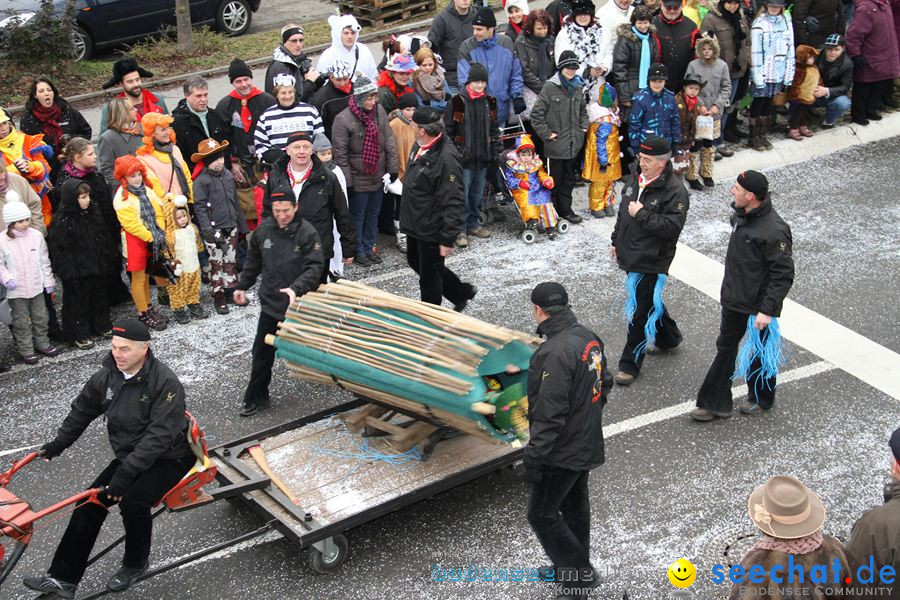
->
<box><xmin>253</xmin><ymin>102</ymin><xmax>325</xmax><ymax>158</ymax></box>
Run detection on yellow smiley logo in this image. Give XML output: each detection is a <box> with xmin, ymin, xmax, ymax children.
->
<box><xmin>667</xmin><ymin>558</ymin><xmax>697</xmax><ymax>588</ymax></box>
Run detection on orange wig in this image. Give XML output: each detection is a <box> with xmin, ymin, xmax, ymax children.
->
<box><xmin>137</xmin><ymin>112</ymin><xmax>176</xmax><ymax>155</ymax></box>
<box><xmin>113</xmin><ymin>155</ymin><xmax>148</xmax><ymax>199</ymax></box>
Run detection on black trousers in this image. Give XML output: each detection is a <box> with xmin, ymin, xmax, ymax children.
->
<box><xmin>44</xmin><ymin>290</ymin><xmax>62</xmax><ymax>338</ymax></box>
<box><xmin>618</xmin><ymin>273</ymin><xmax>682</xmax><ymax>376</ymax></box>
<box><xmin>406</xmin><ymin>236</ymin><xmax>472</xmax><ymax>307</ymax></box>
<box><xmin>61</xmin><ymin>276</ymin><xmax>111</xmax><ymax>342</ymax></box>
<box><xmin>696</xmin><ymin>307</ymin><xmax>776</xmax><ymax>413</ymax></box>
<box><xmin>548</xmin><ymin>156</ymin><xmax>577</xmax><ymax>218</ymax></box>
<box><xmin>527</xmin><ymin>467</ymin><xmax>594</xmax><ymax>590</ymax></box>
<box><xmin>851</xmin><ymin>79</ymin><xmax>889</xmax><ymax>122</ymax></box>
<box><xmin>749</xmin><ymin>96</ymin><xmax>776</xmax><ymax>118</ymax></box>
<box><xmin>378</xmin><ymin>193</ymin><xmax>397</xmax><ymax>235</ymax></box>
<box><xmin>48</xmin><ymin>456</ymin><xmax>194</xmax><ymax>585</ymax></box>
<box><xmin>242</xmin><ymin>312</ymin><xmax>280</xmax><ymax>408</ymax></box>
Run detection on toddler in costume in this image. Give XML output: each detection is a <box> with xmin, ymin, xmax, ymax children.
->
<box><xmin>168</xmin><ymin>204</ymin><xmax>207</xmax><ymax>324</ymax></box>
<box><xmin>583</xmin><ymin>83</ymin><xmax>622</xmax><ymax>218</ymax></box>
<box><xmin>503</xmin><ymin>135</ymin><xmax>558</xmax><ymax>240</ymax></box>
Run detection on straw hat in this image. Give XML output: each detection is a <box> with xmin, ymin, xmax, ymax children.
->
<box><xmin>748</xmin><ymin>476</ymin><xmax>826</xmax><ymax>539</ymax></box>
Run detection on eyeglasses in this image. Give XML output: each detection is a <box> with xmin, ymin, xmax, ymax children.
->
<box><xmin>287</xmin><ymin>37</ymin><xmax>304</xmax><ymax>44</ymax></box>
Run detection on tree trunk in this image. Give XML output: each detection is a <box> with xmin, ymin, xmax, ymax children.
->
<box><xmin>175</xmin><ymin>0</ymin><xmax>193</xmax><ymax>54</ymax></box>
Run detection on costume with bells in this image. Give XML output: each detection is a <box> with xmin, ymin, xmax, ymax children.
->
<box><xmin>503</xmin><ymin>135</ymin><xmax>558</xmax><ymax>236</ymax></box>
<box><xmin>582</xmin><ymin>83</ymin><xmax>623</xmax><ymax>215</ymax></box>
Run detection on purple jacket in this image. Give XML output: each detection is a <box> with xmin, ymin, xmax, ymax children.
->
<box><xmin>0</xmin><ymin>228</ymin><xmax>54</xmax><ymax>299</ymax></box>
<box><xmin>845</xmin><ymin>0</ymin><xmax>900</xmax><ymax>82</ymax></box>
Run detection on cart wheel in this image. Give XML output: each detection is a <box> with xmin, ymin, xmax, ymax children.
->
<box><xmin>479</xmin><ymin>209</ymin><xmax>492</xmax><ymax>226</ymax></box>
<box><xmin>557</xmin><ymin>220</ymin><xmax>570</xmax><ymax>234</ymax></box>
<box><xmin>521</xmin><ymin>229</ymin><xmax>537</xmax><ymax>244</ymax></box>
<box><xmin>0</xmin><ymin>539</ymin><xmax>28</xmax><ymax>587</ymax></box>
<box><xmin>308</xmin><ymin>534</ymin><xmax>349</xmax><ymax>574</ymax></box>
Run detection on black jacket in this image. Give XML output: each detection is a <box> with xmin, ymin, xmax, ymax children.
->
<box><xmin>816</xmin><ymin>51</ymin><xmax>853</xmax><ymax>98</ymax></box>
<box><xmin>236</xmin><ymin>215</ymin><xmax>325</xmax><ymax>319</ymax></box>
<box><xmin>47</xmin><ymin>178</ymin><xmax>118</xmax><ymax>281</ymax></box>
<box><xmin>611</xmin><ymin>163</ymin><xmax>689</xmax><ymax>274</ymax></box>
<box><xmin>399</xmin><ymin>134</ymin><xmax>465</xmax><ymax>247</ymax></box>
<box><xmin>525</xmin><ymin>308</ymin><xmax>611</xmax><ymax>471</ymax></box>
<box><xmin>262</xmin><ymin>155</ymin><xmax>355</xmax><ymax>260</ymax></box>
<box><xmin>310</xmin><ymin>81</ymin><xmax>353</xmax><ymax>141</ymax></box>
<box><xmin>193</xmin><ymin>167</ymin><xmax>249</xmax><ymax>235</ymax></box>
<box><xmin>612</xmin><ymin>23</ymin><xmax>664</xmax><ymax>104</ymax></box>
<box><xmin>264</xmin><ymin>47</ymin><xmax>322</xmax><ymax>102</ymax></box>
<box><xmin>215</xmin><ymin>91</ymin><xmax>277</xmax><ymax>162</ymax></box>
<box><xmin>721</xmin><ymin>197</ymin><xmax>794</xmax><ymax>317</ymax></box>
<box><xmin>52</xmin><ymin>350</ymin><xmax>193</xmax><ymax>486</ymax></box>
<box><xmin>652</xmin><ymin>14</ymin><xmax>699</xmax><ymax>90</ymax></box>
<box><xmin>20</xmin><ymin>99</ymin><xmax>92</xmax><ymax>176</ymax></box>
<box><xmin>171</xmin><ymin>99</ymin><xmax>232</xmax><ymax>172</ymax></box>
<box><xmin>444</xmin><ymin>93</ymin><xmax>501</xmax><ymax>168</ymax></box>
<box><xmin>427</xmin><ymin>3</ymin><xmax>476</xmax><ymax>86</ymax></box>
<box><xmin>53</xmin><ymin>167</ymin><xmax>119</xmax><ymax>244</ymax></box>
<box><xmin>792</xmin><ymin>0</ymin><xmax>845</xmax><ymax>48</ymax></box>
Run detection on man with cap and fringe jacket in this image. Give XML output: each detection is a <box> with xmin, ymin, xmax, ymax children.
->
<box><xmin>691</xmin><ymin>170</ymin><xmax>792</xmax><ymax>421</ymax></box>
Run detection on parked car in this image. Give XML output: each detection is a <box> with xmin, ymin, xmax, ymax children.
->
<box><xmin>0</xmin><ymin>0</ymin><xmax>261</xmax><ymax>61</ymax></box>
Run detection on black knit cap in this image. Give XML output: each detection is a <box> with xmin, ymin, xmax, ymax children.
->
<box><xmin>286</xmin><ymin>131</ymin><xmax>314</xmax><ymax>147</ymax></box>
<box><xmin>473</xmin><ymin>7</ymin><xmax>497</xmax><ymax>27</ymax></box>
<box><xmin>398</xmin><ymin>92</ymin><xmax>419</xmax><ymax>110</ymax></box>
<box><xmin>572</xmin><ymin>0</ymin><xmax>596</xmax><ymax>16</ymax></box>
<box><xmin>531</xmin><ymin>282</ymin><xmax>569</xmax><ymax>308</ymax></box>
<box><xmin>648</xmin><ymin>62</ymin><xmax>668</xmax><ymax>81</ymax></box>
<box><xmin>110</xmin><ymin>318</ymin><xmax>151</xmax><ymax>342</ymax></box>
<box><xmin>639</xmin><ymin>135</ymin><xmax>671</xmax><ymax>156</ymax></box>
<box><xmin>412</xmin><ymin>106</ymin><xmax>442</xmax><ymax>125</ymax></box>
<box><xmin>736</xmin><ymin>170</ymin><xmax>769</xmax><ymax>199</ymax></box>
<box><xmin>466</xmin><ymin>62</ymin><xmax>489</xmax><ymax>84</ymax></box>
<box><xmin>891</xmin><ymin>427</ymin><xmax>900</xmax><ymax>462</ymax></box>
<box><xmin>557</xmin><ymin>50</ymin><xmax>581</xmax><ymax>70</ymax></box>
<box><xmin>229</xmin><ymin>58</ymin><xmax>253</xmax><ymax>83</ymax></box>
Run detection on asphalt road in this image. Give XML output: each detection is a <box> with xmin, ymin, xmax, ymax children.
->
<box><xmin>1</xmin><ymin>136</ymin><xmax>899</xmax><ymax>600</ymax></box>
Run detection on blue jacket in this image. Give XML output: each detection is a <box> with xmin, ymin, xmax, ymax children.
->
<box><xmin>457</xmin><ymin>34</ymin><xmax>524</xmax><ymax>125</ymax></box>
<box><xmin>628</xmin><ymin>87</ymin><xmax>681</xmax><ymax>155</ymax></box>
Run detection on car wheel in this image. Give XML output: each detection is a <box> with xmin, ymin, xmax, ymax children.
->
<box><xmin>216</xmin><ymin>0</ymin><xmax>252</xmax><ymax>36</ymax></box>
<box><xmin>72</xmin><ymin>24</ymin><xmax>92</xmax><ymax>62</ymax></box>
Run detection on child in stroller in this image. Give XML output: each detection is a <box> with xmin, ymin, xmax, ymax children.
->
<box><xmin>502</xmin><ymin>135</ymin><xmax>569</xmax><ymax>242</ymax></box>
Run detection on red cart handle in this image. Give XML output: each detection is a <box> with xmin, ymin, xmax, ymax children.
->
<box><xmin>0</xmin><ymin>452</ymin><xmax>40</xmax><ymax>488</ymax></box>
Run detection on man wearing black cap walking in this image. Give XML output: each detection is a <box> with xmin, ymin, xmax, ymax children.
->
<box><xmin>524</xmin><ymin>281</ymin><xmax>611</xmax><ymax>599</ymax></box>
<box><xmin>24</xmin><ymin>319</ymin><xmax>196</xmax><ymax>598</ymax></box>
<box><xmin>610</xmin><ymin>135</ymin><xmax>689</xmax><ymax>386</ymax></box>
<box><xmin>691</xmin><ymin>170</ymin><xmax>793</xmax><ymax>420</ymax></box>
<box><xmin>400</xmin><ymin>106</ymin><xmax>477</xmax><ymax>309</ymax></box>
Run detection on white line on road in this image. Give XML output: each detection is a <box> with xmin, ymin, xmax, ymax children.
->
<box><xmin>0</xmin><ymin>443</ymin><xmax>40</xmax><ymax>459</ymax></box>
<box><xmin>171</xmin><ymin>530</ymin><xmax>283</xmax><ymax>570</ymax></box>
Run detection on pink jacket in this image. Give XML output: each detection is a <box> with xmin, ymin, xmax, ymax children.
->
<box><xmin>0</xmin><ymin>228</ymin><xmax>54</xmax><ymax>299</ymax></box>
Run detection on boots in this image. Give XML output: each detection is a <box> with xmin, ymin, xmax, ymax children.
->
<box><xmin>748</xmin><ymin>118</ymin><xmax>767</xmax><ymax>152</ymax></box>
<box><xmin>699</xmin><ymin>147</ymin><xmax>715</xmax><ymax>188</ymax></box>
<box><xmin>760</xmin><ymin>116</ymin><xmax>774</xmax><ymax>150</ymax></box>
<box><xmin>723</xmin><ymin>114</ymin><xmax>744</xmax><ymax>143</ymax></box>
<box><xmin>213</xmin><ymin>291</ymin><xmax>229</xmax><ymax>315</ymax></box>
<box><xmin>394</xmin><ymin>219</ymin><xmax>407</xmax><ymax>253</ymax></box>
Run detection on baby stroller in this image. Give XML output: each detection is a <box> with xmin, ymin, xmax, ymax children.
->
<box><xmin>479</xmin><ymin>116</ymin><xmax>528</xmax><ymax>226</ymax></box>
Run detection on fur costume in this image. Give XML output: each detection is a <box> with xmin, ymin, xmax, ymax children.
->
<box><xmin>582</xmin><ymin>83</ymin><xmax>623</xmax><ymax>212</ymax></box>
<box><xmin>503</xmin><ymin>135</ymin><xmax>558</xmax><ymax>233</ymax></box>
<box><xmin>785</xmin><ymin>45</ymin><xmax>821</xmax><ymax>105</ymax></box>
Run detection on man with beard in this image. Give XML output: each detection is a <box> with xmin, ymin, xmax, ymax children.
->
<box><xmin>265</xmin><ymin>23</ymin><xmax>324</xmax><ymax>102</ymax></box>
<box><xmin>99</xmin><ymin>58</ymin><xmax>168</xmax><ymax>133</ymax></box>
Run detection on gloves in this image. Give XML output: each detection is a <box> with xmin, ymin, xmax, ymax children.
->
<box><xmin>851</xmin><ymin>55</ymin><xmax>868</xmax><ymax>69</ymax></box>
<box><xmin>518</xmin><ymin>180</ymin><xmax>531</xmax><ymax>191</ymax></box>
<box><xmin>203</xmin><ymin>229</ymin><xmax>219</xmax><ymax>244</ymax></box>
<box><xmin>804</xmin><ymin>15</ymin><xmax>821</xmax><ymax>33</ymax></box>
<box><xmin>5</xmin><ymin>280</ymin><xmax>16</xmax><ymax>291</ymax></box>
<box><xmin>542</xmin><ymin>178</ymin><xmax>554</xmax><ymax>190</ymax></box>
<box><xmin>382</xmin><ymin>173</ymin><xmax>392</xmax><ymax>187</ymax></box>
<box><xmin>45</xmin><ymin>286</ymin><xmax>54</xmax><ymax>294</ymax></box>
<box><xmin>40</xmin><ymin>439</ymin><xmax>66</xmax><ymax>460</ymax></box>
<box><xmin>105</xmin><ymin>465</ymin><xmax>137</xmax><ymax>499</ymax></box>
<box><xmin>512</xmin><ymin>97</ymin><xmax>527</xmax><ymax>115</ymax></box>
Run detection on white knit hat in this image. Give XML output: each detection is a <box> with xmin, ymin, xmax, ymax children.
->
<box><xmin>506</xmin><ymin>0</ymin><xmax>531</xmax><ymax>15</ymax></box>
<box><xmin>3</xmin><ymin>201</ymin><xmax>31</xmax><ymax>227</ymax></box>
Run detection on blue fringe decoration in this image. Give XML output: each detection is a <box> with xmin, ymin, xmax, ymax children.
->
<box><xmin>732</xmin><ymin>316</ymin><xmax>786</xmax><ymax>397</ymax></box>
<box><xmin>623</xmin><ymin>272</ymin><xmax>643</xmax><ymax>324</ymax></box>
<box><xmin>633</xmin><ymin>274</ymin><xmax>667</xmax><ymax>361</ymax></box>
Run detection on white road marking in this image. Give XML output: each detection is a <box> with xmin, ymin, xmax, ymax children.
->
<box><xmin>170</xmin><ymin>530</ymin><xmax>283</xmax><ymax>570</ymax></box>
<box><xmin>604</xmin><ymin>360</ymin><xmax>834</xmax><ymax>438</ymax></box>
<box><xmin>0</xmin><ymin>443</ymin><xmax>40</xmax><ymax>459</ymax></box>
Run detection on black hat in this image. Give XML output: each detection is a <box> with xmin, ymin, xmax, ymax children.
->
<box><xmin>571</xmin><ymin>0</ymin><xmax>596</xmax><ymax>16</ymax></box>
<box><xmin>229</xmin><ymin>58</ymin><xmax>253</xmax><ymax>83</ymax></box>
<box><xmin>102</xmin><ymin>57</ymin><xmax>154</xmax><ymax>90</ymax></box>
<box><xmin>286</xmin><ymin>131</ymin><xmax>314</xmax><ymax>147</ymax></box>
<box><xmin>662</xmin><ymin>0</ymin><xmax>682</xmax><ymax>7</ymax></box>
<box><xmin>682</xmin><ymin>74</ymin><xmax>705</xmax><ymax>89</ymax></box>
<box><xmin>823</xmin><ymin>33</ymin><xmax>845</xmax><ymax>47</ymax></box>
<box><xmin>412</xmin><ymin>106</ymin><xmax>442</xmax><ymax>125</ymax></box>
<box><xmin>648</xmin><ymin>63</ymin><xmax>668</xmax><ymax>81</ymax></box>
<box><xmin>639</xmin><ymin>135</ymin><xmax>671</xmax><ymax>156</ymax></box>
<box><xmin>473</xmin><ymin>7</ymin><xmax>497</xmax><ymax>27</ymax></box>
<box><xmin>110</xmin><ymin>318</ymin><xmax>151</xmax><ymax>342</ymax></box>
<box><xmin>531</xmin><ymin>282</ymin><xmax>569</xmax><ymax>308</ymax></box>
<box><xmin>398</xmin><ymin>92</ymin><xmax>419</xmax><ymax>110</ymax></box>
<box><xmin>557</xmin><ymin>50</ymin><xmax>581</xmax><ymax>70</ymax></box>
<box><xmin>466</xmin><ymin>62</ymin><xmax>489</xmax><ymax>84</ymax></box>
<box><xmin>891</xmin><ymin>427</ymin><xmax>900</xmax><ymax>463</ymax></box>
<box><xmin>736</xmin><ymin>170</ymin><xmax>769</xmax><ymax>199</ymax></box>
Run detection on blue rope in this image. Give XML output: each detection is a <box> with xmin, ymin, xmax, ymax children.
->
<box><xmin>732</xmin><ymin>316</ymin><xmax>785</xmax><ymax>397</ymax></box>
<box><xmin>633</xmin><ymin>274</ymin><xmax>667</xmax><ymax>361</ymax></box>
<box><xmin>623</xmin><ymin>272</ymin><xmax>643</xmax><ymax>324</ymax></box>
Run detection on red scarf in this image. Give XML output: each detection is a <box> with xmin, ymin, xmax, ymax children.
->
<box><xmin>414</xmin><ymin>133</ymin><xmax>443</xmax><ymax>160</ymax></box>
<box><xmin>509</xmin><ymin>20</ymin><xmax>523</xmax><ymax>35</ymax></box>
<box><xmin>466</xmin><ymin>85</ymin><xmax>486</xmax><ymax>100</ymax></box>
<box><xmin>30</xmin><ymin>102</ymin><xmax>63</xmax><ymax>149</ymax></box>
<box><xmin>228</xmin><ymin>87</ymin><xmax>264</xmax><ymax>133</ymax></box>
<box><xmin>118</xmin><ymin>89</ymin><xmax>163</xmax><ymax>119</ymax></box>
<box><xmin>377</xmin><ymin>70</ymin><xmax>414</xmax><ymax>100</ymax></box>
<box><xmin>335</xmin><ymin>80</ymin><xmax>352</xmax><ymax>94</ymax></box>
<box><xmin>683</xmin><ymin>94</ymin><xmax>699</xmax><ymax>112</ymax></box>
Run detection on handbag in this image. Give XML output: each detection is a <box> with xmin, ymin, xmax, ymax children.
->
<box><xmin>695</xmin><ymin>115</ymin><xmax>715</xmax><ymax>140</ymax></box>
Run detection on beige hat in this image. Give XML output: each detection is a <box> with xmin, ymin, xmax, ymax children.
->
<box><xmin>748</xmin><ymin>476</ymin><xmax>826</xmax><ymax>539</ymax></box>
<box><xmin>191</xmin><ymin>138</ymin><xmax>229</xmax><ymax>165</ymax></box>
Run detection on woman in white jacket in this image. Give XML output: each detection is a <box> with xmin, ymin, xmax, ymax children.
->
<box><xmin>555</xmin><ymin>0</ymin><xmax>612</xmax><ymax>100</ymax></box>
<box><xmin>316</xmin><ymin>15</ymin><xmax>379</xmax><ymax>83</ymax></box>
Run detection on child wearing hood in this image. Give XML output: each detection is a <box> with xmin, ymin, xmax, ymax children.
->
<box><xmin>316</xmin><ymin>15</ymin><xmax>379</xmax><ymax>82</ymax></box>
<box><xmin>785</xmin><ymin>45</ymin><xmax>821</xmax><ymax>140</ymax></box>
<box><xmin>583</xmin><ymin>82</ymin><xmax>623</xmax><ymax>218</ymax></box>
<box><xmin>503</xmin><ymin>134</ymin><xmax>558</xmax><ymax>240</ymax></box>
<box><xmin>167</xmin><ymin>204</ymin><xmax>206</xmax><ymax>324</ymax></box>
<box><xmin>684</xmin><ymin>34</ymin><xmax>733</xmax><ymax>185</ymax></box>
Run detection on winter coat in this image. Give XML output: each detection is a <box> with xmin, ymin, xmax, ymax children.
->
<box><xmin>457</xmin><ymin>34</ymin><xmax>525</xmax><ymax>124</ymax></box>
<box><xmin>47</xmin><ymin>177</ymin><xmax>117</xmax><ymax>281</ymax></box>
<box><xmin>113</xmin><ymin>185</ymin><xmax>166</xmax><ymax>245</ymax></box>
<box><xmin>628</xmin><ymin>86</ymin><xmax>681</xmax><ymax>154</ymax></box>
<box><xmin>612</xmin><ymin>24</ymin><xmax>664</xmax><ymax>104</ymax></box>
<box><xmin>331</xmin><ymin>103</ymin><xmax>399</xmax><ymax>192</ymax></box>
<box><xmin>515</xmin><ymin>34</ymin><xmax>558</xmax><ymax>96</ymax></box>
<box><xmin>52</xmin><ymin>350</ymin><xmax>194</xmax><ymax>488</ymax></box>
<box><xmin>136</xmin><ymin>146</ymin><xmax>193</xmax><ymax>203</ymax></box>
<box><xmin>845</xmin><ymin>480</ymin><xmax>900</xmax><ymax>597</ymax></box>
<box><xmin>236</xmin><ymin>214</ymin><xmax>324</xmax><ymax>320</ymax></box>
<box><xmin>171</xmin><ymin>99</ymin><xmax>232</xmax><ymax>173</ymax></box>
<box><xmin>728</xmin><ymin>535</ymin><xmax>856</xmax><ymax>600</ymax></box>
<box><xmin>816</xmin><ymin>50</ymin><xmax>853</xmax><ymax>97</ymax></box>
<box><xmin>215</xmin><ymin>90</ymin><xmax>278</xmax><ymax>163</ymax></box>
<box><xmin>684</xmin><ymin>36</ymin><xmax>733</xmax><ymax>113</ymax></box>
<box><xmin>786</xmin><ymin>45</ymin><xmax>822</xmax><ymax>104</ymax></box>
<box><xmin>54</xmin><ymin>166</ymin><xmax>120</xmax><ymax>249</ymax></box>
<box><xmin>792</xmin><ymin>0</ymin><xmax>845</xmax><ymax>48</ymax></box>
<box><xmin>427</xmin><ymin>3</ymin><xmax>477</xmax><ymax>87</ymax></box>
<box><xmin>444</xmin><ymin>93</ymin><xmax>502</xmax><ymax>169</ymax></box>
<box><xmin>596</xmin><ymin>0</ymin><xmax>635</xmax><ymax>50</ymax></box>
<box><xmin>316</xmin><ymin>15</ymin><xmax>379</xmax><ymax>82</ymax></box>
<box><xmin>310</xmin><ymin>81</ymin><xmax>352</xmax><ymax>141</ymax></box>
<box><xmin>389</xmin><ymin>112</ymin><xmax>416</xmax><ymax>180</ymax></box>
<box><xmin>555</xmin><ymin>20</ymin><xmax>613</xmax><ymax>78</ymax></box>
<box><xmin>0</xmin><ymin>172</ymin><xmax>45</xmax><ymax>235</ymax></box>
<box><xmin>262</xmin><ymin>155</ymin><xmax>356</xmax><ymax>260</ymax></box>
<box><xmin>700</xmin><ymin>4</ymin><xmax>752</xmax><ymax>78</ymax></box>
<box><xmin>611</xmin><ymin>162</ymin><xmax>689</xmax><ymax>274</ymax></box>
<box><xmin>751</xmin><ymin>13</ymin><xmax>796</xmax><ymax>88</ymax></box>
<box><xmin>264</xmin><ymin>46</ymin><xmax>320</xmax><ymax>102</ymax></box>
<box><xmin>530</xmin><ymin>73</ymin><xmax>589</xmax><ymax>160</ymax></box>
<box><xmin>844</xmin><ymin>0</ymin><xmax>900</xmax><ymax>82</ymax></box>
<box><xmin>193</xmin><ymin>167</ymin><xmax>248</xmax><ymax>236</ymax></box>
<box><xmin>653</xmin><ymin>13</ymin><xmax>700</xmax><ymax>90</ymax></box>
<box><xmin>524</xmin><ymin>308</ymin><xmax>611</xmax><ymax>471</ymax></box>
<box><xmin>0</xmin><ymin>227</ymin><xmax>53</xmax><ymax>299</ymax></box>
<box><xmin>399</xmin><ymin>133</ymin><xmax>465</xmax><ymax>247</ymax></box>
<box><xmin>19</xmin><ymin>99</ymin><xmax>92</xmax><ymax>178</ymax></box>
<box><xmin>98</xmin><ymin>128</ymin><xmax>142</xmax><ymax>192</ymax></box>
<box><xmin>674</xmin><ymin>91</ymin><xmax>700</xmax><ymax>150</ymax></box>
<box><xmin>721</xmin><ymin>196</ymin><xmax>793</xmax><ymax>317</ymax></box>
<box><xmin>377</xmin><ymin>71</ymin><xmax>417</xmax><ymax>115</ymax></box>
